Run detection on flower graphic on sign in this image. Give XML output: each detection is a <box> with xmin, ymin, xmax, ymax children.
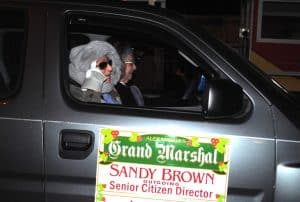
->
<box><xmin>211</xmin><ymin>137</ymin><xmax>229</xmax><ymax>175</ymax></box>
<box><xmin>96</xmin><ymin>184</ymin><xmax>106</xmax><ymax>202</ymax></box>
<box><xmin>99</xmin><ymin>151</ymin><xmax>109</xmax><ymax>163</ymax></box>
<box><xmin>216</xmin><ymin>194</ymin><xmax>225</xmax><ymax>202</ymax></box>
<box><xmin>129</xmin><ymin>132</ymin><xmax>142</xmax><ymax>142</ymax></box>
<box><xmin>211</xmin><ymin>138</ymin><xmax>229</xmax><ymax>154</ymax></box>
<box><xmin>101</xmin><ymin>128</ymin><xmax>119</xmax><ymax>144</ymax></box>
<box><xmin>213</xmin><ymin>161</ymin><xmax>229</xmax><ymax>175</ymax></box>
<box><xmin>187</xmin><ymin>136</ymin><xmax>200</xmax><ymax>147</ymax></box>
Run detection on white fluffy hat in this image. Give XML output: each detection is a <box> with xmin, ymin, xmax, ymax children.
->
<box><xmin>69</xmin><ymin>40</ymin><xmax>122</xmax><ymax>86</ymax></box>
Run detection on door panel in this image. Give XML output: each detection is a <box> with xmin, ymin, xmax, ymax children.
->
<box><xmin>44</xmin><ymin>122</ymin><xmax>275</xmax><ymax>202</ymax></box>
<box><xmin>275</xmin><ymin>141</ymin><xmax>300</xmax><ymax>202</ymax></box>
<box><xmin>228</xmin><ymin>138</ymin><xmax>274</xmax><ymax>201</ymax></box>
<box><xmin>274</xmin><ymin>107</ymin><xmax>300</xmax><ymax>202</ymax></box>
<box><xmin>0</xmin><ymin>120</ymin><xmax>43</xmax><ymax>200</ymax></box>
<box><xmin>44</xmin><ymin>122</ymin><xmax>97</xmax><ymax>202</ymax></box>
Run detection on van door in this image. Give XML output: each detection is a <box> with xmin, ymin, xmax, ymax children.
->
<box><xmin>44</xmin><ymin>5</ymin><xmax>275</xmax><ymax>202</ymax></box>
<box><xmin>0</xmin><ymin>6</ymin><xmax>45</xmax><ymax>202</ymax></box>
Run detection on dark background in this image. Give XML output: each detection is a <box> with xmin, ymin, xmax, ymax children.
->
<box><xmin>166</xmin><ymin>1</ymin><xmax>241</xmax><ymax>15</ymax></box>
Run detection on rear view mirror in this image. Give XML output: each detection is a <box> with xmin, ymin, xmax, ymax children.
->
<box><xmin>202</xmin><ymin>79</ymin><xmax>243</xmax><ymax>118</ymax></box>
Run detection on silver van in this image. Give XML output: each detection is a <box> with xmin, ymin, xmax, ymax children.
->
<box><xmin>0</xmin><ymin>1</ymin><xmax>299</xmax><ymax>202</ymax></box>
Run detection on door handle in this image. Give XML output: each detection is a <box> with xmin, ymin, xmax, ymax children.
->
<box><xmin>59</xmin><ymin>130</ymin><xmax>94</xmax><ymax>159</ymax></box>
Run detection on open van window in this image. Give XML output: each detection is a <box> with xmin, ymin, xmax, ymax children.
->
<box><xmin>63</xmin><ymin>12</ymin><xmax>250</xmax><ymax>117</ymax></box>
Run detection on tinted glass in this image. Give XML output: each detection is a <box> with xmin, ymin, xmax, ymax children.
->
<box><xmin>0</xmin><ymin>8</ymin><xmax>26</xmax><ymax>99</ymax></box>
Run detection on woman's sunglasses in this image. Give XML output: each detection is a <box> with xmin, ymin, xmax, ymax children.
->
<box><xmin>98</xmin><ymin>60</ymin><xmax>112</xmax><ymax>69</ymax></box>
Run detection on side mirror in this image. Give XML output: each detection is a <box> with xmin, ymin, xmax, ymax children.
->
<box><xmin>202</xmin><ymin>79</ymin><xmax>244</xmax><ymax>118</ymax></box>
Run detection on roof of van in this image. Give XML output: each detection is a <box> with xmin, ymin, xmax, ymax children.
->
<box><xmin>6</xmin><ymin>0</ymin><xmax>185</xmax><ymax>21</ymax></box>
<box><xmin>5</xmin><ymin>0</ymin><xmax>160</xmax><ymax>9</ymax></box>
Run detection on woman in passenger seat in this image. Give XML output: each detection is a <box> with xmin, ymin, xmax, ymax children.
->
<box><xmin>68</xmin><ymin>40</ymin><xmax>122</xmax><ymax>104</ymax></box>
